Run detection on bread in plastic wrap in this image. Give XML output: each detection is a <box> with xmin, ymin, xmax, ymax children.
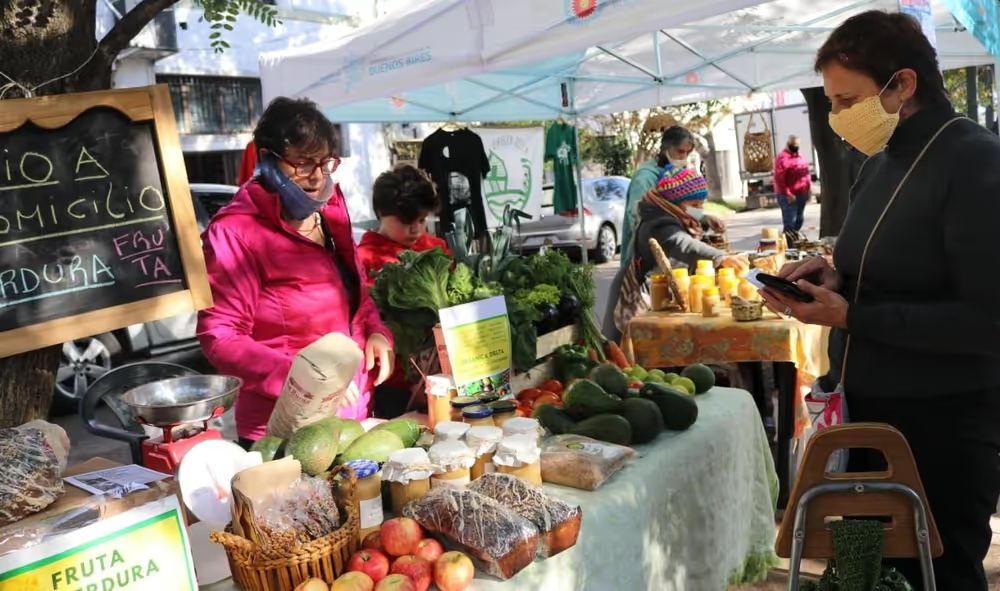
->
<box><xmin>402</xmin><ymin>487</ymin><xmax>537</xmax><ymax>580</ymax></box>
<box><xmin>0</xmin><ymin>422</ymin><xmax>69</xmax><ymax>526</ymax></box>
<box><xmin>469</xmin><ymin>473</ymin><xmax>581</xmax><ymax>558</ymax></box>
<box><xmin>540</xmin><ymin>434</ymin><xmax>636</xmax><ymax>491</ymax></box>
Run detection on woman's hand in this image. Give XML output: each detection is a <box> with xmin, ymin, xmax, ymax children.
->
<box><xmin>365</xmin><ymin>333</ymin><xmax>394</xmax><ymax>386</ymax></box>
<box><xmin>718</xmin><ymin>254</ymin><xmax>749</xmax><ymax>275</ymax></box>
<box><xmin>760</xmin><ymin>280</ymin><xmax>849</xmax><ymax>329</ymax></box>
<box><xmin>704</xmin><ymin>214</ymin><xmax>727</xmax><ymax>234</ymax></box>
<box><xmin>777</xmin><ymin>256</ymin><xmax>841</xmax><ymax>291</ymax></box>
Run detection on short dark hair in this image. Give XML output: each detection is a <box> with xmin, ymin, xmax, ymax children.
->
<box><xmin>253</xmin><ymin>97</ymin><xmax>340</xmax><ymax>157</ymax></box>
<box><xmin>372</xmin><ymin>164</ymin><xmax>440</xmax><ymax>223</ymax></box>
<box><xmin>657</xmin><ymin>126</ymin><xmax>695</xmax><ymax>166</ymax></box>
<box><xmin>815</xmin><ymin>11</ymin><xmax>949</xmax><ymax>107</ymax></box>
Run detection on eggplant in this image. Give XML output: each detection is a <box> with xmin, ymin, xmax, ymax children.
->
<box><xmin>536</xmin><ymin>303</ymin><xmax>560</xmax><ymax>333</ymax></box>
<box><xmin>558</xmin><ymin>293</ymin><xmax>580</xmax><ymax>323</ymax></box>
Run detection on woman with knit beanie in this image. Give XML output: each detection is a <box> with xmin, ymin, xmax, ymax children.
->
<box><xmin>602</xmin><ymin>164</ymin><xmax>747</xmax><ymax>342</ymax></box>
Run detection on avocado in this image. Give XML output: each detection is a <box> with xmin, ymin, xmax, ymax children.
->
<box><xmin>621</xmin><ymin>398</ymin><xmax>664</xmax><ymax>444</ymax></box>
<box><xmin>681</xmin><ymin>363</ymin><xmax>716</xmax><ymax>394</ymax></box>
<box><xmin>589</xmin><ymin>363</ymin><xmax>629</xmax><ymax>397</ymax></box>
<box><xmin>285</xmin><ymin>423</ymin><xmax>339</xmax><ymax>476</ymax></box>
<box><xmin>532</xmin><ymin>404</ymin><xmax>576</xmax><ymax>435</ymax></box>
<box><xmin>641</xmin><ymin>382</ymin><xmax>699</xmax><ymax>431</ymax></box>
<box><xmin>569</xmin><ymin>414</ymin><xmax>633</xmax><ymax>446</ymax></box>
<box><xmin>562</xmin><ymin>379</ymin><xmax>624</xmax><ymax>419</ymax></box>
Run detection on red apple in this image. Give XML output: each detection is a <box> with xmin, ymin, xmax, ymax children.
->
<box><xmin>362</xmin><ymin>530</ymin><xmax>384</xmax><ymax>552</ymax></box>
<box><xmin>434</xmin><ymin>551</ymin><xmax>475</xmax><ymax>591</ymax></box>
<box><xmin>389</xmin><ymin>556</ymin><xmax>432</xmax><ymax>591</ymax></box>
<box><xmin>374</xmin><ymin>574</ymin><xmax>415</xmax><ymax>591</ymax></box>
<box><xmin>347</xmin><ymin>549</ymin><xmax>390</xmax><ymax>583</ymax></box>
<box><xmin>379</xmin><ymin>518</ymin><xmax>424</xmax><ymax>557</ymax></box>
<box><xmin>413</xmin><ymin>538</ymin><xmax>443</xmax><ymax>563</ymax></box>
<box><xmin>331</xmin><ymin>571</ymin><xmax>374</xmax><ymax>591</ymax></box>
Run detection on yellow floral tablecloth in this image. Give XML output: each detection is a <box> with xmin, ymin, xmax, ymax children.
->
<box><xmin>624</xmin><ymin>310</ymin><xmax>830</xmax><ymax>436</ymax></box>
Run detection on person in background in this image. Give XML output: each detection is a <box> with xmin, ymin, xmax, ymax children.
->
<box><xmin>620</xmin><ymin>126</ymin><xmax>725</xmax><ymax>265</ymax></box>
<box><xmin>358</xmin><ymin>164</ymin><xmax>451</xmax><ymax>286</ymax></box>
<box><xmin>604</xmin><ymin>165</ymin><xmax>747</xmax><ymax>342</ymax></box>
<box><xmin>197</xmin><ymin>97</ymin><xmax>394</xmax><ymax>447</ymax></box>
<box><xmin>760</xmin><ymin>11</ymin><xmax>1000</xmax><ymax>590</ymax></box>
<box><xmin>237</xmin><ymin>140</ymin><xmax>257</xmax><ymax>186</ymax></box>
<box><xmin>773</xmin><ymin>135</ymin><xmax>812</xmax><ymax>238</ymax></box>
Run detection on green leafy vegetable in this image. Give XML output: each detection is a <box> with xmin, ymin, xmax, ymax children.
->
<box><xmin>514</xmin><ymin>284</ymin><xmax>561</xmax><ymax>309</ymax></box>
<box><xmin>447</xmin><ymin>263</ymin><xmax>476</xmax><ymax>307</ymax></box>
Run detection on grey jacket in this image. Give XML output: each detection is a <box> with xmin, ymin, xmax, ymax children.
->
<box><xmin>633</xmin><ymin>201</ymin><xmax>725</xmax><ymax>275</ymax></box>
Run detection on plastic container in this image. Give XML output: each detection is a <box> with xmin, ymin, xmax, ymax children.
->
<box><xmin>383</xmin><ymin>448</ymin><xmax>434</xmax><ymax>516</ymax></box>
<box><xmin>425</xmin><ymin>374</ymin><xmax>456</xmax><ymax>430</ymax></box>
<box><xmin>488</xmin><ymin>400</ymin><xmax>518</xmax><ymax>429</ymax></box>
<box><xmin>450</xmin><ymin>396</ymin><xmax>481</xmax><ymax>421</ymax></box>
<box><xmin>649</xmin><ymin>274</ymin><xmax>671</xmax><ymax>311</ymax></box>
<box><xmin>434</xmin><ymin>421</ymin><xmax>470</xmax><ymax>442</ymax></box>
<box><xmin>702</xmin><ymin>287</ymin><xmax>722</xmax><ymax>318</ymax></box>
<box><xmin>466</xmin><ymin>426</ymin><xmax>503</xmax><ymax>480</ymax></box>
<box><xmin>342</xmin><ymin>460</ymin><xmax>383</xmax><ymax>539</ymax></box>
<box><xmin>493</xmin><ymin>435</ymin><xmax>543</xmax><ymax>486</ymax></box>
<box><xmin>428</xmin><ymin>440</ymin><xmax>475</xmax><ymax>489</ymax></box>
<box><xmin>695</xmin><ymin>259</ymin><xmax>716</xmax><ymax>278</ymax></box>
<box><xmin>462</xmin><ymin>404</ymin><xmax>496</xmax><ymax>427</ymax></box>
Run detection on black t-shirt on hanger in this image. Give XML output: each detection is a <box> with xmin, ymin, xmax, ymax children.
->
<box><xmin>418</xmin><ymin>128</ymin><xmax>491</xmax><ymax>239</ymax></box>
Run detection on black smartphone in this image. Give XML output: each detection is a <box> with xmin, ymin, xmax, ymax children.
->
<box><xmin>756</xmin><ymin>272</ymin><xmax>815</xmax><ymax>302</ymax></box>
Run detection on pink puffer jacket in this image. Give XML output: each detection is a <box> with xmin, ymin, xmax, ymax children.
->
<box><xmin>197</xmin><ymin>180</ymin><xmax>392</xmax><ymax>440</ymax></box>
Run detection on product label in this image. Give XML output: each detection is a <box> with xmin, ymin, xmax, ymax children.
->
<box><xmin>359</xmin><ymin>497</ymin><xmax>384</xmax><ymax>530</ymax></box>
<box><xmin>567</xmin><ymin>441</ymin><xmax>619</xmax><ymax>460</ymax></box>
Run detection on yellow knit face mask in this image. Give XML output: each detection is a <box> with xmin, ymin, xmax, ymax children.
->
<box><xmin>828</xmin><ymin>74</ymin><xmax>902</xmax><ymax>156</ymax></box>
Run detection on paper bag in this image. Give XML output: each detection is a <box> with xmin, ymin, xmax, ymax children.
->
<box><xmin>266</xmin><ymin>333</ymin><xmax>364</xmax><ymax>440</ymax></box>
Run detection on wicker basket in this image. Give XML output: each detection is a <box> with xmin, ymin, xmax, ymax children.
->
<box><xmin>743</xmin><ymin>112</ymin><xmax>774</xmax><ymax>174</ymax></box>
<box><xmin>731</xmin><ymin>298</ymin><xmax>764</xmax><ymax>322</ymax></box>
<box><xmin>211</xmin><ymin>466</ymin><xmax>360</xmax><ymax>591</ymax></box>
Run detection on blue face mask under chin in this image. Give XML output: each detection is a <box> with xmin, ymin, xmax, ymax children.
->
<box><xmin>255</xmin><ymin>155</ymin><xmax>334</xmax><ymax>221</ymax></box>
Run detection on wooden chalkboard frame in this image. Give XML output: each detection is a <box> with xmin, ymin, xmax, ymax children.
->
<box><xmin>0</xmin><ymin>84</ymin><xmax>212</xmax><ymax>358</ymax></box>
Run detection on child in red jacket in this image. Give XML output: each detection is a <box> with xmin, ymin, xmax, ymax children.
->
<box><xmin>359</xmin><ymin>164</ymin><xmax>451</xmax><ymax>417</ymax></box>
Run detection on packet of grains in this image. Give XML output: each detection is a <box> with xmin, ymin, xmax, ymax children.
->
<box><xmin>266</xmin><ymin>332</ymin><xmax>364</xmax><ymax>440</ymax></box>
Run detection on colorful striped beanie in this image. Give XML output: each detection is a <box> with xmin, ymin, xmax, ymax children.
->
<box><xmin>656</xmin><ymin>164</ymin><xmax>709</xmax><ymax>204</ymax></box>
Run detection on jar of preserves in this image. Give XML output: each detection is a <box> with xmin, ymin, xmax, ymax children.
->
<box><xmin>493</xmin><ymin>435</ymin><xmax>542</xmax><ymax>486</ymax></box>
<box><xmin>433</xmin><ymin>421</ymin><xmax>470</xmax><ymax>442</ymax></box>
<box><xmin>450</xmin><ymin>396</ymin><xmax>481</xmax><ymax>421</ymax></box>
<box><xmin>488</xmin><ymin>400</ymin><xmax>518</xmax><ymax>429</ymax></box>
<box><xmin>461</xmin><ymin>404</ymin><xmax>495</xmax><ymax>427</ymax></box>
<box><xmin>425</xmin><ymin>374</ymin><xmax>456</xmax><ymax>429</ymax></box>
<box><xmin>428</xmin><ymin>440</ymin><xmax>475</xmax><ymax>489</ymax></box>
<box><xmin>342</xmin><ymin>460</ymin><xmax>383</xmax><ymax>539</ymax></box>
<box><xmin>383</xmin><ymin>448</ymin><xmax>434</xmax><ymax>515</ymax></box>
<box><xmin>465</xmin><ymin>426</ymin><xmax>503</xmax><ymax>480</ymax></box>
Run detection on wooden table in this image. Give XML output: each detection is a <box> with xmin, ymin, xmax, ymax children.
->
<box><xmin>624</xmin><ymin>310</ymin><xmax>830</xmax><ymax>507</ymax></box>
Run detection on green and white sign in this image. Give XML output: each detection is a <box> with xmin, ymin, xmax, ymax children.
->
<box><xmin>477</xmin><ymin>127</ymin><xmax>543</xmax><ymax>226</ymax></box>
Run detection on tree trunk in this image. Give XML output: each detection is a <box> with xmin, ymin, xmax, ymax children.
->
<box><xmin>802</xmin><ymin>87</ymin><xmax>857</xmax><ymax>237</ymax></box>
<box><xmin>703</xmin><ymin>131</ymin><xmax>725</xmax><ymax>203</ymax></box>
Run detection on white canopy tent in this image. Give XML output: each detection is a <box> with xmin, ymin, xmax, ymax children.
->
<box><xmin>260</xmin><ymin>0</ymin><xmax>995</xmax><ymax>122</ymax></box>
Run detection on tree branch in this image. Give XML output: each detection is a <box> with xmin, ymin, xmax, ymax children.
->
<box><xmin>96</xmin><ymin>0</ymin><xmax>181</xmax><ymax>64</ymax></box>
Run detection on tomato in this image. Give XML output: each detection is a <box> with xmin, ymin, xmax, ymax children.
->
<box><xmin>533</xmin><ymin>392</ymin><xmax>561</xmax><ymax>410</ymax></box>
<box><xmin>629</xmin><ymin>380</ymin><xmax>644</xmax><ymax>389</ymax></box>
<box><xmin>515</xmin><ymin>403</ymin><xmax>532</xmax><ymax>417</ymax></box>
<box><xmin>517</xmin><ymin>388</ymin><xmax>544</xmax><ymax>405</ymax></box>
<box><xmin>539</xmin><ymin>379</ymin><xmax>564</xmax><ymax>396</ymax></box>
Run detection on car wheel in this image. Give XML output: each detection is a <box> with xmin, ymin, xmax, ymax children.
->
<box><xmin>51</xmin><ymin>334</ymin><xmax>120</xmax><ymax>416</ymax></box>
<box><xmin>591</xmin><ymin>224</ymin><xmax>617</xmax><ymax>264</ymax></box>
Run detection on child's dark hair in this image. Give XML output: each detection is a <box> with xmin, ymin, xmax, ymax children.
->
<box><xmin>372</xmin><ymin>165</ymin><xmax>440</xmax><ymax>223</ymax></box>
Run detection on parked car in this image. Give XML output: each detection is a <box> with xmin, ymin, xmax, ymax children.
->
<box><xmin>510</xmin><ymin>176</ymin><xmax>628</xmax><ymax>263</ymax></box>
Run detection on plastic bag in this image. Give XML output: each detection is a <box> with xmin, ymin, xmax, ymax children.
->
<box><xmin>540</xmin><ymin>435</ymin><xmax>636</xmax><ymax>491</ymax></box>
<box><xmin>267</xmin><ymin>333</ymin><xmax>364</xmax><ymax>439</ymax></box>
<box><xmin>254</xmin><ymin>476</ymin><xmax>342</xmax><ymax>546</ymax></box>
<box><xmin>804</xmin><ymin>380</ymin><xmax>849</xmax><ymax>473</ymax></box>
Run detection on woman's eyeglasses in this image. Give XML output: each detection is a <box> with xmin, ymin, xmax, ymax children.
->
<box><xmin>279</xmin><ymin>155</ymin><xmax>341</xmax><ymax>177</ymax></box>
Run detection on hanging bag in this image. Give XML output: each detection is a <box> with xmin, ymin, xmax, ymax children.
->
<box><xmin>743</xmin><ymin>112</ymin><xmax>775</xmax><ymax>174</ymax></box>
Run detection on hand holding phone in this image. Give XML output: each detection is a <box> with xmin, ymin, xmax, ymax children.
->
<box><xmin>746</xmin><ymin>270</ymin><xmax>815</xmax><ymax>302</ymax></box>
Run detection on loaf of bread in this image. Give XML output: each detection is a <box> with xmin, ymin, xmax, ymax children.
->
<box><xmin>469</xmin><ymin>473</ymin><xmax>582</xmax><ymax>558</ymax></box>
<box><xmin>402</xmin><ymin>487</ymin><xmax>537</xmax><ymax>580</ymax></box>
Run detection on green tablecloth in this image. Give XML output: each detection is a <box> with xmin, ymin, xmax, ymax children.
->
<box><xmin>203</xmin><ymin>387</ymin><xmax>777</xmax><ymax>591</ymax></box>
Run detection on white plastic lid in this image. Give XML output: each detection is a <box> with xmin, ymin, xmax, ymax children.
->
<box><xmin>425</xmin><ymin>374</ymin><xmax>455</xmax><ymax>397</ymax></box>
<box><xmin>434</xmin><ymin>421</ymin><xmax>470</xmax><ymax>441</ymax></box>
<box><xmin>465</xmin><ymin>426</ymin><xmax>503</xmax><ymax>456</ymax></box>
<box><xmin>428</xmin><ymin>440</ymin><xmax>476</xmax><ymax>472</ymax></box>
<box><xmin>493</xmin><ymin>434</ymin><xmax>542</xmax><ymax>467</ymax></box>
<box><xmin>382</xmin><ymin>448</ymin><xmax>434</xmax><ymax>484</ymax></box>
<box><xmin>502</xmin><ymin>417</ymin><xmax>543</xmax><ymax>438</ymax></box>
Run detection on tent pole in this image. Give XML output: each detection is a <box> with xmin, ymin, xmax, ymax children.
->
<box><xmin>570</xmin><ymin>78</ymin><xmax>588</xmax><ymax>265</ymax></box>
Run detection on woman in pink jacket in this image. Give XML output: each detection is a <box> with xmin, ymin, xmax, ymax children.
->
<box><xmin>197</xmin><ymin>97</ymin><xmax>394</xmax><ymax>447</ymax></box>
<box><xmin>773</xmin><ymin>135</ymin><xmax>812</xmax><ymax>236</ymax></box>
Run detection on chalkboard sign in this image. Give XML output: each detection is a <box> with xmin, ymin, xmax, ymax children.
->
<box><xmin>0</xmin><ymin>85</ymin><xmax>211</xmax><ymax>357</ymax></box>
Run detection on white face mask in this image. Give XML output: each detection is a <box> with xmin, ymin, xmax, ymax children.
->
<box><xmin>669</xmin><ymin>158</ymin><xmax>689</xmax><ymax>169</ymax></box>
<box><xmin>685</xmin><ymin>206</ymin><xmax>705</xmax><ymax>221</ymax></box>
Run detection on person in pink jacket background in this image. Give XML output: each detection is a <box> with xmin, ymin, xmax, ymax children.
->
<box><xmin>197</xmin><ymin>97</ymin><xmax>394</xmax><ymax>446</ymax></box>
<box><xmin>772</xmin><ymin>135</ymin><xmax>813</xmax><ymax>236</ymax></box>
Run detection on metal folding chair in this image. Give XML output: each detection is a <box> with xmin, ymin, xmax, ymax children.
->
<box><xmin>775</xmin><ymin>423</ymin><xmax>942</xmax><ymax>591</ymax></box>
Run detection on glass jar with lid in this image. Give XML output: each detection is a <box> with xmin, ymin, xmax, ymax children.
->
<box><xmin>450</xmin><ymin>396</ymin><xmax>481</xmax><ymax>421</ymax></box>
<box><xmin>382</xmin><ymin>448</ymin><xmax>434</xmax><ymax>515</ymax></box>
<box><xmin>425</xmin><ymin>374</ymin><xmax>456</xmax><ymax>429</ymax></box>
<box><xmin>476</xmin><ymin>392</ymin><xmax>500</xmax><ymax>405</ymax></box>
<box><xmin>461</xmin><ymin>404</ymin><xmax>495</xmax><ymax>427</ymax></box>
<box><xmin>502</xmin><ymin>417</ymin><xmax>543</xmax><ymax>443</ymax></box>
<box><xmin>342</xmin><ymin>460</ymin><xmax>383</xmax><ymax>538</ymax></box>
<box><xmin>433</xmin><ymin>421</ymin><xmax>470</xmax><ymax>442</ymax></box>
<box><xmin>465</xmin><ymin>426</ymin><xmax>503</xmax><ymax>480</ymax></box>
<box><xmin>492</xmin><ymin>435</ymin><xmax>542</xmax><ymax>486</ymax></box>
<box><xmin>428</xmin><ymin>440</ymin><xmax>475</xmax><ymax>489</ymax></box>
<box><xmin>488</xmin><ymin>400</ymin><xmax>518</xmax><ymax>429</ymax></box>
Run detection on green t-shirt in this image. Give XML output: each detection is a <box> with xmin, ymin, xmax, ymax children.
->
<box><xmin>544</xmin><ymin>123</ymin><xmax>578</xmax><ymax>215</ymax></box>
